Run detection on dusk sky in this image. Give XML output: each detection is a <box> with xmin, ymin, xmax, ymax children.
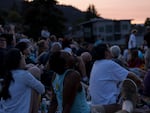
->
<box><xmin>57</xmin><ymin>0</ymin><xmax>150</xmax><ymax>24</ymax></box>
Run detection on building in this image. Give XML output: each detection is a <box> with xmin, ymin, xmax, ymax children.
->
<box><xmin>69</xmin><ymin>18</ymin><xmax>131</xmax><ymax>45</ymax></box>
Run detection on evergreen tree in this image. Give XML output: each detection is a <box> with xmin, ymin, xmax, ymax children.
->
<box><xmin>85</xmin><ymin>4</ymin><xmax>100</xmax><ymax>20</ymax></box>
<box><xmin>6</xmin><ymin>0</ymin><xmax>22</xmax><ymax>23</ymax></box>
<box><xmin>0</xmin><ymin>11</ymin><xmax>6</xmax><ymax>26</ymax></box>
<box><xmin>144</xmin><ymin>17</ymin><xmax>150</xmax><ymax>27</ymax></box>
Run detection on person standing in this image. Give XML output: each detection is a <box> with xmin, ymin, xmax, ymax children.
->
<box><xmin>128</xmin><ymin>29</ymin><xmax>137</xmax><ymax>50</ymax></box>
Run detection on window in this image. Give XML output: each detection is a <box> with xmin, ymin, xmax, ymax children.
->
<box><xmin>84</xmin><ymin>28</ymin><xmax>91</xmax><ymax>38</ymax></box>
<box><xmin>106</xmin><ymin>35</ymin><xmax>113</xmax><ymax>41</ymax></box>
<box><xmin>114</xmin><ymin>34</ymin><xmax>121</xmax><ymax>40</ymax></box>
<box><xmin>99</xmin><ymin>27</ymin><xmax>104</xmax><ymax>32</ymax></box>
<box><xmin>114</xmin><ymin>21</ymin><xmax>120</xmax><ymax>32</ymax></box>
<box><xmin>105</xmin><ymin>25</ymin><xmax>113</xmax><ymax>33</ymax></box>
<box><xmin>122</xmin><ymin>24</ymin><xmax>128</xmax><ymax>30</ymax></box>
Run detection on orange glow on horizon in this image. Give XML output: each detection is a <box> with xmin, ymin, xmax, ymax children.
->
<box><xmin>25</xmin><ymin>0</ymin><xmax>33</xmax><ymax>2</ymax></box>
<box><xmin>57</xmin><ymin>0</ymin><xmax>150</xmax><ymax>24</ymax></box>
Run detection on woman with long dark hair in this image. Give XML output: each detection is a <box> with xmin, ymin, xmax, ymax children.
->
<box><xmin>0</xmin><ymin>48</ymin><xmax>45</xmax><ymax>113</ymax></box>
<box><xmin>48</xmin><ymin>51</ymin><xmax>90</xmax><ymax>113</ymax></box>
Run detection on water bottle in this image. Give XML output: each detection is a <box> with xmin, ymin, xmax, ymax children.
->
<box><xmin>41</xmin><ymin>98</ymin><xmax>47</xmax><ymax>113</ymax></box>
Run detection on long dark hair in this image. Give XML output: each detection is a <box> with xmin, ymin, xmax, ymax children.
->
<box><xmin>0</xmin><ymin>48</ymin><xmax>22</xmax><ymax>100</ymax></box>
<box><xmin>49</xmin><ymin>51</ymin><xmax>66</xmax><ymax>74</ymax></box>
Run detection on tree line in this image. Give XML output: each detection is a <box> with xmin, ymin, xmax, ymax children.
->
<box><xmin>0</xmin><ymin>0</ymin><xmax>100</xmax><ymax>41</ymax></box>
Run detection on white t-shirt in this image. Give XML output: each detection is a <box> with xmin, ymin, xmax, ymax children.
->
<box><xmin>0</xmin><ymin>69</ymin><xmax>45</xmax><ymax>113</ymax></box>
<box><xmin>128</xmin><ymin>34</ymin><xmax>136</xmax><ymax>49</ymax></box>
<box><xmin>89</xmin><ymin>60</ymin><xmax>129</xmax><ymax>105</ymax></box>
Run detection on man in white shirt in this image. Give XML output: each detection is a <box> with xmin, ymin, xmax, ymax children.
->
<box><xmin>89</xmin><ymin>43</ymin><xmax>141</xmax><ymax>106</ymax></box>
<box><xmin>128</xmin><ymin>29</ymin><xmax>137</xmax><ymax>49</ymax></box>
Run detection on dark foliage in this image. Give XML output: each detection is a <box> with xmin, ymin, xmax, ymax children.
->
<box><xmin>22</xmin><ymin>0</ymin><xmax>66</xmax><ymax>40</ymax></box>
<box><xmin>85</xmin><ymin>4</ymin><xmax>100</xmax><ymax>20</ymax></box>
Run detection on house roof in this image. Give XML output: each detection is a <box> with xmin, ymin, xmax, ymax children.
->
<box><xmin>78</xmin><ymin>17</ymin><xmax>131</xmax><ymax>26</ymax></box>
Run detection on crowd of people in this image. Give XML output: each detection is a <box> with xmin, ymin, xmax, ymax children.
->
<box><xmin>0</xmin><ymin>24</ymin><xmax>150</xmax><ymax>113</ymax></box>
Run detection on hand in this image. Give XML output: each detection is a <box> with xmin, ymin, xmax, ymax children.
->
<box><xmin>82</xmin><ymin>76</ymin><xmax>89</xmax><ymax>85</ymax></box>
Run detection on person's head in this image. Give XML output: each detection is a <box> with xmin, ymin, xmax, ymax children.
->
<box><xmin>5</xmin><ymin>48</ymin><xmax>26</xmax><ymax>70</ymax></box>
<box><xmin>15</xmin><ymin>41</ymin><xmax>31</xmax><ymax>56</ymax></box>
<box><xmin>110</xmin><ymin>45</ymin><xmax>121</xmax><ymax>58</ymax></box>
<box><xmin>49</xmin><ymin>51</ymin><xmax>75</xmax><ymax>74</ymax></box>
<box><xmin>92</xmin><ymin>43</ymin><xmax>112</xmax><ymax>60</ymax></box>
<box><xmin>50</xmin><ymin>35</ymin><xmax>57</xmax><ymax>42</ymax></box>
<box><xmin>37</xmin><ymin>39</ymin><xmax>49</xmax><ymax>54</ymax></box>
<box><xmin>41</xmin><ymin>26</ymin><xmax>50</xmax><ymax>39</ymax></box>
<box><xmin>0</xmin><ymin>33</ymin><xmax>15</xmax><ymax>49</ymax></box>
<box><xmin>0</xmin><ymin>48</ymin><xmax>26</xmax><ymax>100</ymax></box>
<box><xmin>62</xmin><ymin>37</ymin><xmax>72</xmax><ymax>49</ymax></box>
<box><xmin>0</xmin><ymin>33</ymin><xmax>7</xmax><ymax>48</ymax></box>
<box><xmin>81</xmin><ymin>52</ymin><xmax>92</xmax><ymax>63</ymax></box>
<box><xmin>146</xmin><ymin>26</ymin><xmax>150</xmax><ymax>33</ymax></box>
<box><xmin>50</xmin><ymin>42</ymin><xmax>62</xmax><ymax>52</ymax></box>
<box><xmin>131</xmin><ymin>29</ymin><xmax>137</xmax><ymax>34</ymax></box>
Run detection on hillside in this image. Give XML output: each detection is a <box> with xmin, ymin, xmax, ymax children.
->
<box><xmin>56</xmin><ymin>5</ymin><xmax>86</xmax><ymax>27</ymax></box>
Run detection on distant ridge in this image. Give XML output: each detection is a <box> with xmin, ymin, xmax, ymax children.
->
<box><xmin>56</xmin><ymin>5</ymin><xmax>86</xmax><ymax>27</ymax></box>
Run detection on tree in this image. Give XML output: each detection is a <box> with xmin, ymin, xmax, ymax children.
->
<box><xmin>144</xmin><ymin>17</ymin><xmax>150</xmax><ymax>27</ymax></box>
<box><xmin>7</xmin><ymin>10</ymin><xmax>22</xmax><ymax>23</ymax></box>
<box><xmin>0</xmin><ymin>0</ymin><xmax>22</xmax><ymax>24</ymax></box>
<box><xmin>22</xmin><ymin>0</ymin><xmax>66</xmax><ymax>40</ymax></box>
<box><xmin>85</xmin><ymin>4</ymin><xmax>100</xmax><ymax>20</ymax></box>
<box><xmin>0</xmin><ymin>10</ymin><xmax>6</xmax><ymax>26</ymax></box>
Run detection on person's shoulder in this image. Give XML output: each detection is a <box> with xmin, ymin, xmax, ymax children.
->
<box><xmin>65</xmin><ymin>69</ymin><xmax>80</xmax><ymax>80</ymax></box>
<box><xmin>108</xmin><ymin>59</ymin><xmax>122</xmax><ymax>66</ymax></box>
<box><xmin>66</xmin><ymin>69</ymin><xmax>80</xmax><ymax>76</ymax></box>
<box><xmin>12</xmin><ymin>69</ymin><xmax>32</xmax><ymax>78</ymax></box>
<box><xmin>103</xmin><ymin>59</ymin><xmax>115</xmax><ymax>63</ymax></box>
<box><xmin>37</xmin><ymin>51</ymin><xmax>49</xmax><ymax>62</ymax></box>
<box><xmin>39</xmin><ymin>51</ymin><xmax>49</xmax><ymax>57</ymax></box>
<box><xmin>20</xmin><ymin>69</ymin><xmax>32</xmax><ymax>75</ymax></box>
